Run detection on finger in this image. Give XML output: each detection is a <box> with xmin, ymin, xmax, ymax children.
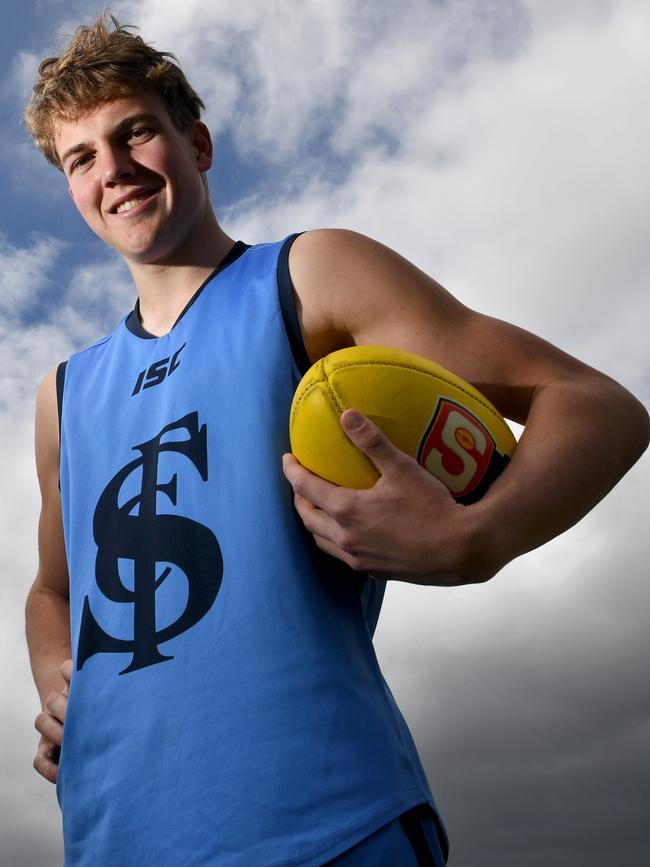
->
<box><xmin>293</xmin><ymin>493</ymin><xmax>347</xmax><ymax>547</ymax></box>
<box><xmin>44</xmin><ymin>690</ymin><xmax>68</xmax><ymax>724</ymax></box>
<box><xmin>282</xmin><ymin>453</ymin><xmax>352</xmax><ymax>515</ymax></box>
<box><xmin>310</xmin><ymin>531</ymin><xmax>365</xmax><ymax>572</ymax></box>
<box><xmin>60</xmin><ymin>658</ymin><xmax>73</xmax><ymax>690</ymax></box>
<box><xmin>340</xmin><ymin>410</ymin><xmax>407</xmax><ymax>475</ymax></box>
<box><xmin>34</xmin><ymin>741</ymin><xmax>59</xmax><ymax>784</ymax></box>
<box><xmin>34</xmin><ymin>709</ymin><xmax>64</xmax><ymax>746</ymax></box>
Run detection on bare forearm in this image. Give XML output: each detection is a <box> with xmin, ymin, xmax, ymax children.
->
<box><xmin>467</xmin><ymin>375</ymin><xmax>650</xmax><ymax>577</ymax></box>
<box><xmin>25</xmin><ymin>583</ymin><xmax>71</xmax><ymax>708</ymax></box>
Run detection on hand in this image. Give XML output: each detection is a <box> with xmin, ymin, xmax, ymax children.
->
<box><xmin>283</xmin><ymin>409</ymin><xmax>494</xmax><ymax>586</ymax></box>
<box><xmin>33</xmin><ymin>658</ymin><xmax>72</xmax><ymax>784</ymax></box>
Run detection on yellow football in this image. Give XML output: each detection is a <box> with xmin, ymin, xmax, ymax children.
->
<box><xmin>289</xmin><ymin>345</ymin><xmax>516</xmax><ymax>504</ymax></box>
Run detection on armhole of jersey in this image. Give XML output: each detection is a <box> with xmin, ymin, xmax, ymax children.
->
<box><xmin>277</xmin><ymin>232</ymin><xmax>312</xmax><ymax>376</ymax></box>
<box><xmin>56</xmin><ymin>361</ymin><xmax>67</xmax><ymax>492</ymax></box>
<box><xmin>56</xmin><ymin>361</ymin><xmax>67</xmax><ymax>441</ymax></box>
<box><xmin>277</xmin><ymin>232</ymin><xmax>386</xmax><ymax>633</ymax></box>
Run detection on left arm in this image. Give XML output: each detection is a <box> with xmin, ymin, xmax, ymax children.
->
<box><xmin>282</xmin><ymin>229</ymin><xmax>650</xmax><ymax>585</ymax></box>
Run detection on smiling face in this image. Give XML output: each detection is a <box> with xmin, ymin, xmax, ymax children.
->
<box><xmin>54</xmin><ymin>90</ymin><xmax>214</xmax><ymax>266</ymax></box>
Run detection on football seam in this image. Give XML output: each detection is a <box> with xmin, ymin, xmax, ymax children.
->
<box><xmin>289</xmin><ymin>368</ymin><xmax>380</xmax><ymax>482</ymax></box>
<box><xmin>325</xmin><ymin>360</ymin><xmax>506</xmax><ymax>424</ymax></box>
<box><xmin>324</xmin><ymin>371</ymin><xmax>380</xmax><ymax>480</ymax></box>
<box><xmin>290</xmin><ymin>358</ymin><xmax>328</xmax><ymax>430</ymax></box>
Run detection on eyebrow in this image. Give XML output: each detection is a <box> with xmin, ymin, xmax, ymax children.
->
<box><xmin>60</xmin><ymin>112</ymin><xmax>160</xmax><ymax>169</ymax></box>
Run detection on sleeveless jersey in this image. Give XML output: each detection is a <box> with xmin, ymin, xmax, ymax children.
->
<box><xmin>56</xmin><ymin>236</ymin><xmax>448</xmax><ymax>866</ymax></box>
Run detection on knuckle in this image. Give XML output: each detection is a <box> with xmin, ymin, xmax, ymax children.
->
<box><xmin>330</xmin><ymin>499</ymin><xmax>352</xmax><ymax>524</ymax></box>
<box><xmin>33</xmin><ymin>754</ymin><xmax>50</xmax><ymax>781</ymax></box>
<box><xmin>299</xmin><ymin>509</ymin><xmax>315</xmax><ymax>532</ymax></box>
<box><xmin>345</xmin><ymin>553</ymin><xmax>365</xmax><ymax>572</ymax></box>
<box><xmin>336</xmin><ymin>529</ymin><xmax>355</xmax><ymax>554</ymax></box>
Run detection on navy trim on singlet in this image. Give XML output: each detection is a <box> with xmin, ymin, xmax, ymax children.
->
<box><xmin>54</xmin><ymin>235</ymin><xmax>314</xmax><ymax>452</ymax></box>
<box><xmin>56</xmin><ymin>361</ymin><xmax>68</xmax><ymax>490</ymax></box>
<box><xmin>56</xmin><ymin>232</ymin><xmax>311</xmax><ymax>441</ymax></box>
<box><xmin>56</xmin><ymin>361</ymin><xmax>67</xmax><ymax>444</ymax></box>
<box><xmin>277</xmin><ymin>231</ymin><xmax>312</xmax><ymax>376</ymax></box>
<box><xmin>125</xmin><ymin>240</ymin><xmax>251</xmax><ymax>339</ymax></box>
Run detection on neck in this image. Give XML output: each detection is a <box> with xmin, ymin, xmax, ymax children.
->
<box><xmin>126</xmin><ymin>211</ymin><xmax>236</xmax><ymax>338</ymax></box>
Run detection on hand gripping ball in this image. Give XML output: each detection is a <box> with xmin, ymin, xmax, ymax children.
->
<box><xmin>289</xmin><ymin>345</ymin><xmax>516</xmax><ymax>505</ymax></box>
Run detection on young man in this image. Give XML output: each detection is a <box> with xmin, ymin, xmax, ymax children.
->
<box><xmin>24</xmin><ymin>15</ymin><xmax>648</xmax><ymax>867</ymax></box>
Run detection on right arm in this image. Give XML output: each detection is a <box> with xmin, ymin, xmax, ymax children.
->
<box><xmin>25</xmin><ymin>366</ymin><xmax>72</xmax><ymax>783</ymax></box>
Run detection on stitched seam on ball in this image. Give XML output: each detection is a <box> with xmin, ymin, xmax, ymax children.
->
<box><xmin>290</xmin><ymin>358</ymin><xmax>326</xmax><ymax>431</ymax></box>
<box><xmin>332</xmin><ymin>360</ymin><xmax>504</xmax><ymax>422</ymax></box>
<box><xmin>325</xmin><ymin>371</ymin><xmax>380</xmax><ymax>480</ymax></box>
<box><xmin>290</xmin><ymin>381</ymin><xmax>320</xmax><ymax>429</ymax></box>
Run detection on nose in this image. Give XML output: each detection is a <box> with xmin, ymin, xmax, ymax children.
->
<box><xmin>100</xmin><ymin>145</ymin><xmax>136</xmax><ymax>185</ymax></box>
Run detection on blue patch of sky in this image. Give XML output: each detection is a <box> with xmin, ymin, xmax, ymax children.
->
<box><xmin>0</xmin><ymin>4</ymin><xmax>74</xmax><ymax>244</ymax></box>
<box><xmin>208</xmin><ymin>126</ymin><xmax>277</xmax><ymax>212</ymax></box>
<box><xmin>209</xmin><ymin>117</ymin><xmax>365</xmax><ymax>218</ymax></box>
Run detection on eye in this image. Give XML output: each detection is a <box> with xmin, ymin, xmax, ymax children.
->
<box><xmin>128</xmin><ymin>127</ymin><xmax>154</xmax><ymax>142</ymax></box>
<box><xmin>69</xmin><ymin>153</ymin><xmax>94</xmax><ymax>174</ymax></box>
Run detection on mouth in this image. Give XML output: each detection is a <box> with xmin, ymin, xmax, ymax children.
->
<box><xmin>110</xmin><ymin>187</ymin><xmax>161</xmax><ymax>215</ymax></box>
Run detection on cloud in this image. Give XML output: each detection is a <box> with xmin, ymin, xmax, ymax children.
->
<box><xmin>0</xmin><ymin>235</ymin><xmax>63</xmax><ymax>318</ymax></box>
<box><xmin>214</xmin><ymin>0</ymin><xmax>650</xmax><ymax>399</ymax></box>
<box><xmin>115</xmin><ymin>0</ymin><xmax>529</xmax><ymax>162</ymax></box>
<box><xmin>0</xmin><ymin>236</ymin><xmax>131</xmax><ymax>867</ymax></box>
<box><xmin>1</xmin><ymin>50</ymin><xmax>40</xmax><ymax>104</ymax></box>
<box><xmin>375</xmin><ymin>466</ymin><xmax>650</xmax><ymax>866</ymax></box>
<box><xmin>0</xmin><ymin>235</ymin><xmax>132</xmax><ymax>417</ymax></box>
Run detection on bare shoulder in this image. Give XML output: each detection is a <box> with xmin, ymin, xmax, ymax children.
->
<box><xmin>288</xmin><ymin>228</ymin><xmax>458</xmax><ymax>319</ymax></box>
<box><xmin>288</xmin><ymin>228</ymin><xmax>464</xmax><ymax>363</ymax></box>
<box><xmin>286</xmin><ymin>229</ymin><xmax>633</xmax><ymax>425</ymax></box>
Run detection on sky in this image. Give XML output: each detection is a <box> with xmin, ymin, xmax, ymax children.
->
<box><xmin>1</xmin><ymin>0</ymin><xmax>649</xmax><ymax>865</ymax></box>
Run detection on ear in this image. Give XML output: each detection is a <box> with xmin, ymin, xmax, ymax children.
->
<box><xmin>191</xmin><ymin>121</ymin><xmax>213</xmax><ymax>173</ymax></box>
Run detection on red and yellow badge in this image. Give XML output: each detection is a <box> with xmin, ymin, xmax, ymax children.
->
<box><xmin>417</xmin><ymin>398</ymin><xmax>496</xmax><ymax>500</ymax></box>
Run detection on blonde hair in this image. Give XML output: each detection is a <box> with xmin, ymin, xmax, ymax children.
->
<box><xmin>25</xmin><ymin>12</ymin><xmax>205</xmax><ymax>170</ymax></box>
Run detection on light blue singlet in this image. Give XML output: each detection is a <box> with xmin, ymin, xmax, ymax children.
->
<box><xmin>56</xmin><ymin>236</ymin><xmax>448</xmax><ymax>866</ymax></box>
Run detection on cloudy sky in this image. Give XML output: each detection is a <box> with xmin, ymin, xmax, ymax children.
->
<box><xmin>1</xmin><ymin>1</ymin><xmax>649</xmax><ymax>865</ymax></box>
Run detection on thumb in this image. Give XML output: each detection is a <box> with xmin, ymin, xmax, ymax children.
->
<box><xmin>340</xmin><ymin>409</ymin><xmax>405</xmax><ymax>473</ymax></box>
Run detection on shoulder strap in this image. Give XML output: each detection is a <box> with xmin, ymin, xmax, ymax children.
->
<box><xmin>56</xmin><ymin>361</ymin><xmax>67</xmax><ymax>443</ymax></box>
<box><xmin>277</xmin><ymin>232</ymin><xmax>312</xmax><ymax>376</ymax></box>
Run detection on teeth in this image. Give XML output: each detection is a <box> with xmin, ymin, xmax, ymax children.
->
<box><xmin>116</xmin><ymin>196</ymin><xmax>147</xmax><ymax>214</ymax></box>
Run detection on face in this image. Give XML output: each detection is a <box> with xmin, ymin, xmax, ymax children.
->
<box><xmin>55</xmin><ymin>90</ymin><xmax>213</xmax><ymax>265</ymax></box>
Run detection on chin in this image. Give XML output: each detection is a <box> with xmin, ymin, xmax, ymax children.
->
<box><xmin>109</xmin><ymin>234</ymin><xmax>166</xmax><ymax>264</ymax></box>
<box><xmin>122</xmin><ymin>241</ymin><xmax>182</xmax><ymax>266</ymax></box>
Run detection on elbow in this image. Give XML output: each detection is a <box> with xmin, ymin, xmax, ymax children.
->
<box><xmin>611</xmin><ymin>382</ymin><xmax>650</xmax><ymax>472</ymax></box>
<box><xmin>630</xmin><ymin>397</ymin><xmax>650</xmax><ymax>462</ymax></box>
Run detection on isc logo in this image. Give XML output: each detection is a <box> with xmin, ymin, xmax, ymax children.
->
<box><xmin>132</xmin><ymin>342</ymin><xmax>186</xmax><ymax>396</ymax></box>
<box><xmin>417</xmin><ymin>398</ymin><xmax>496</xmax><ymax>499</ymax></box>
